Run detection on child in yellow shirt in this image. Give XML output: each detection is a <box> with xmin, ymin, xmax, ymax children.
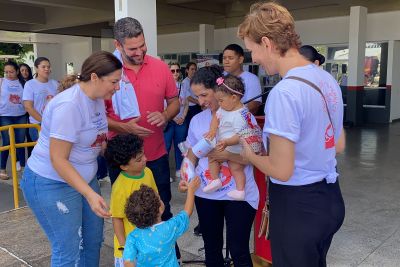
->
<box><xmin>105</xmin><ymin>134</ymin><xmax>158</xmax><ymax>267</ymax></box>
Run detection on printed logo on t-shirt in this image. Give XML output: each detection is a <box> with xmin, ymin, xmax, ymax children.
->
<box><xmin>325</xmin><ymin>123</ymin><xmax>335</xmax><ymax>149</ymax></box>
<box><xmin>41</xmin><ymin>94</ymin><xmax>54</xmax><ymax>113</ymax></box>
<box><xmin>91</xmin><ymin>132</ymin><xmax>107</xmax><ymax>148</ymax></box>
<box><xmin>9</xmin><ymin>94</ymin><xmax>21</xmax><ymax>104</ymax></box>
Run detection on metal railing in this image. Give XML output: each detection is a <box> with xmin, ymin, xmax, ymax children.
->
<box><xmin>0</xmin><ymin>124</ymin><xmax>40</xmax><ymax>209</ymax></box>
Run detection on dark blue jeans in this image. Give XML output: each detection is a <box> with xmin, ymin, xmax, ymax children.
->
<box><xmin>163</xmin><ymin>120</ymin><xmax>188</xmax><ymax>170</ymax></box>
<box><xmin>96</xmin><ymin>156</ymin><xmax>108</xmax><ymax>180</ymax></box>
<box><xmin>0</xmin><ymin>115</ymin><xmax>27</xmax><ymax>169</ymax></box>
<box><xmin>29</xmin><ymin>125</ymin><xmax>39</xmax><ymax>142</ymax></box>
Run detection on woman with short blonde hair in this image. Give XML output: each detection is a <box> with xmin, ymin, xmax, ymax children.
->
<box><xmin>239</xmin><ymin>2</ymin><xmax>346</xmax><ymax>266</ymax></box>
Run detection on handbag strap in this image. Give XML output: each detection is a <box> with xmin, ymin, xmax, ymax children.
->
<box><xmin>285</xmin><ymin>76</ymin><xmax>335</xmax><ymax>134</ymax></box>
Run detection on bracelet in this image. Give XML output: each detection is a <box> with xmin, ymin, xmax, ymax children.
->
<box><xmin>118</xmin><ymin>246</ymin><xmax>124</xmax><ymax>251</ymax></box>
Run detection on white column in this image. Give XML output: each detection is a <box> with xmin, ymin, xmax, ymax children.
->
<box><xmin>199</xmin><ymin>24</ymin><xmax>214</xmax><ymax>54</ymax></box>
<box><xmin>34</xmin><ymin>43</ymin><xmax>63</xmax><ymax>80</ymax></box>
<box><xmin>387</xmin><ymin>40</ymin><xmax>400</xmax><ymax>122</ymax></box>
<box><xmin>346</xmin><ymin>6</ymin><xmax>367</xmax><ymax>126</ymax></box>
<box><xmin>114</xmin><ymin>0</ymin><xmax>157</xmax><ymax>57</ymax></box>
<box><xmin>348</xmin><ymin>6</ymin><xmax>367</xmax><ymax>86</ymax></box>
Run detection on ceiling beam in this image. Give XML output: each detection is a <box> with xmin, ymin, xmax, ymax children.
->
<box><xmin>0</xmin><ymin>3</ymin><xmax>45</xmax><ymax>24</ymax></box>
<box><xmin>166</xmin><ymin>0</ymin><xmax>199</xmax><ymax>3</ymax></box>
<box><xmin>157</xmin><ymin>3</ymin><xmax>216</xmax><ymax>25</ymax></box>
<box><xmin>8</xmin><ymin>0</ymin><xmax>112</xmax><ymax>11</ymax></box>
<box><xmin>30</xmin><ymin>7</ymin><xmax>113</xmax><ymax>32</ymax></box>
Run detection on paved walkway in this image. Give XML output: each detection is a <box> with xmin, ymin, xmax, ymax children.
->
<box><xmin>0</xmin><ymin>122</ymin><xmax>400</xmax><ymax>266</ymax></box>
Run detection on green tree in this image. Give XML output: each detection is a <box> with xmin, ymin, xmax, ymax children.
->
<box><xmin>0</xmin><ymin>43</ymin><xmax>34</xmax><ymax>76</ymax></box>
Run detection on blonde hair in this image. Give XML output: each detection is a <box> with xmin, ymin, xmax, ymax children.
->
<box><xmin>237</xmin><ymin>1</ymin><xmax>301</xmax><ymax>56</ymax></box>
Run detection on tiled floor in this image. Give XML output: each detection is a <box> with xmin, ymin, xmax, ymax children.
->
<box><xmin>0</xmin><ymin>121</ymin><xmax>399</xmax><ymax>266</ymax></box>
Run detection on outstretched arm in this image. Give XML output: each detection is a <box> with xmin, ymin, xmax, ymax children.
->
<box><xmin>183</xmin><ymin>177</ymin><xmax>200</xmax><ymax>216</ymax></box>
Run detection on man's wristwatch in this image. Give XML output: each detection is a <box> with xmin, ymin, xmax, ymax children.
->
<box><xmin>118</xmin><ymin>246</ymin><xmax>124</xmax><ymax>251</ymax></box>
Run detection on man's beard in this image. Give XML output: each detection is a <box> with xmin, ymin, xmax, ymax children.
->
<box><xmin>122</xmin><ymin>49</ymin><xmax>145</xmax><ymax>65</ymax></box>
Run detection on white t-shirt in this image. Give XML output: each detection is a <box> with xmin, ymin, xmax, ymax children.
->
<box><xmin>0</xmin><ymin>78</ymin><xmax>25</xmax><ymax>116</ymax></box>
<box><xmin>22</xmin><ymin>78</ymin><xmax>58</xmax><ymax>123</ymax></box>
<box><xmin>264</xmin><ymin>64</ymin><xmax>343</xmax><ymax>186</ymax></box>
<box><xmin>187</xmin><ymin>109</ymin><xmax>259</xmax><ymax>209</ymax></box>
<box><xmin>239</xmin><ymin>71</ymin><xmax>262</xmax><ymax>104</ymax></box>
<box><xmin>216</xmin><ymin>107</ymin><xmax>246</xmax><ymax>153</ymax></box>
<box><xmin>173</xmin><ymin>81</ymin><xmax>187</xmax><ymax>119</ymax></box>
<box><xmin>27</xmin><ymin>83</ymin><xmax>108</xmax><ymax>183</ymax></box>
<box><xmin>182</xmin><ymin>77</ymin><xmax>197</xmax><ymax>107</ymax></box>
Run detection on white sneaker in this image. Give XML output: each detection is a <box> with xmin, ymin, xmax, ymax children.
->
<box><xmin>175</xmin><ymin>170</ymin><xmax>181</xmax><ymax>179</ymax></box>
<box><xmin>16</xmin><ymin>161</ymin><xmax>21</xmax><ymax>172</ymax></box>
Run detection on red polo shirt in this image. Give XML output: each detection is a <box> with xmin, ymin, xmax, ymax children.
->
<box><xmin>106</xmin><ymin>55</ymin><xmax>178</xmax><ymax>161</ymax></box>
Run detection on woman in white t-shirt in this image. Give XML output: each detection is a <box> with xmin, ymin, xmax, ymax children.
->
<box><xmin>23</xmin><ymin>57</ymin><xmax>58</xmax><ymax>141</ymax></box>
<box><xmin>179</xmin><ymin>66</ymin><xmax>259</xmax><ymax>266</ymax></box>
<box><xmin>238</xmin><ymin>3</ymin><xmax>346</xmax><ymax>267</ymax></box>
<box><xmin>164</xmin><ymin>62</ymin><xmax>189</xmax><ymax>180</ymax></box>
<box><xmin>0</xmin><ymin>61</ymin><xmax>27</xmax><ymax>180</ymax></box>
<box><xmin>20</xmin><ymin>51</ymin><xmax>122</xmax><ymax>266</ymax></box>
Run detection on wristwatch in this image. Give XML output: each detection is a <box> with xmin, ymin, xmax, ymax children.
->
<box><xmin>118</xmin><ymin>246</ymin><xmax>124</xmax><ymax>251</ymax></box>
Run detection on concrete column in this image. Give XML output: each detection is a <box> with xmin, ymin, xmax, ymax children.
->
<box><xmin>347</xmin><ymin>6</ymin><xmax>367</xmax><ymax>126</ymax></box>
<box><xmin>387</xmin><ymin>40</ymin><xmax>400</xmax><ymax>122</ymax></box>
<box><xmin>199</xmin><ymin>24</ymin><xmax>214</xmax><ymax>53</ymax></box>
<box><xmin>34</xmin><ymin>43</ymin><xmax>63</xmax><ymax>80</ymax></box>
<box><xmin>91</xmin><ymin>37</ymin><xmax>101</xmax><ymax>52</ymax></box>
<box><xmin>114</xmin><ymin>0</ymin><xmax>157</xmax><ymax>56</ymax></box>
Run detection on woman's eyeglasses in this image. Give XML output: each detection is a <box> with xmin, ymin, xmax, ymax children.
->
<box><xmin>171</xmin><ymin>69</ymin><xmax>180</xmax><ymax>73</ymax></box>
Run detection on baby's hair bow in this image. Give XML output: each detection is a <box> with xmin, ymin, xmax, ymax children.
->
<box><xmin>216</xmin><ymin>77</ymin><xmax>224</xmax><ymax>85</ymax></box>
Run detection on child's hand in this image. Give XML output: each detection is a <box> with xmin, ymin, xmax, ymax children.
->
<box><xmin>204</xmin><ymin>130</ymin><xmax>216</xmax><ymax>141</ymax></box>
<box><xmin>178</xmin><ymin>179</ymin><xmax>188</xmax><ymax>193</ymax></box>
<box><xmin>188</xmin><ymin>176</ymin><xmax>201</xmax><ymax>193</ymax></box>
<box><xmin>216</xmin><ymin>140</ymin><xmax>227</xmax><ymax>152</ymax></box>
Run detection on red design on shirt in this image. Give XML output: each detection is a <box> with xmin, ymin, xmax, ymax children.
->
<box><xmin>204</xmin><ymin>165</ymin><xmax>232</xmax><ymax>186</ymax></box>
<box><xmin>325</xmin><ymin>124</ymin><xmax>335</xmax><ymax>149</ymax></box>
<box><xmin>9</xmin><ymin>94</ymin><xmax>21</xmax><ymax>104</ymax></box>
<box><xmin>91</xmin><ymin>133</ymin><xmax>107</xmax><ymax>148</ymax></box>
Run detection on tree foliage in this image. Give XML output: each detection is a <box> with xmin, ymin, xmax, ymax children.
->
<box><xmin>0</xmin><ymin>43</ymin><xmax>34</xmax><ymax>76</ymax></box>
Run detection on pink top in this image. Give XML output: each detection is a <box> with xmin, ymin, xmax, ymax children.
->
<box><xmin>106</xmin><ymin>55</ymin><xmax>178</xmax><ymax>161</ymax></box>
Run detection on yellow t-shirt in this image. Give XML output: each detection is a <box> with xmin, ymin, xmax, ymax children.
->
<box><xmin>110</xmin><ymin>167</ymin><xmax>158</xmax><ymax>258</ymax></box>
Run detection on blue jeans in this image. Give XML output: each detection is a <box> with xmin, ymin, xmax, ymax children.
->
<box><xmin>0</xmin><ymin>115</ymin><xmax>27</xmax><ymax>169</ymax></box>
<box><xmin>20</xmin><ymin>166</ymin><xmax>104</xmax><ymax>267</ymax></box>
<box><xmin>163</xmin><ymin>120</ymin><xmax>188</xmax><ymax>170</ymax></box>
<box><xmin>29</xmin><ymin>125</ymin><xmax>39</xmax><ymax>142</ymax></box>
<box><xmin>96</xmin><ymin>156</ymin><xmax>108</xmax><ymax>180</ymax></box>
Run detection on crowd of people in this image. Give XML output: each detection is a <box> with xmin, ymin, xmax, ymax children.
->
<box><xmin>0</xmin><ymin>57</ymin><xmax>57</xmax><ymax>179</ymax></box>
<box><xmin>0</xmin><ymin>1</ymin><xmax>347</xmax><ymax>267</ymax></box>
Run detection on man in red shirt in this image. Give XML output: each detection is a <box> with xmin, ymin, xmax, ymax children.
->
<box><xmin>106</xmin><ymin>17</ymin><xmax>179</xmax><ymax>223</ymax></box>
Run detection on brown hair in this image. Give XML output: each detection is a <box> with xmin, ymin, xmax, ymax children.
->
<box><xmin>125</xmin><ymin>185</ymin><xmax>161</xmax><ymax>229</ymax></box>
<box><xmin>237</xmin><ymin>1</ymin><xmax>301</xmax><ymax>56</ymax></box>
<box><xmin>58</xmin><ymin>51</ymin><xmax>122</xmax><ymax>92</ymax></box>
<box><xmin>216</xmin><ymin>74</ymin><xmax>245</xmax><ymax>98</ymax></box>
